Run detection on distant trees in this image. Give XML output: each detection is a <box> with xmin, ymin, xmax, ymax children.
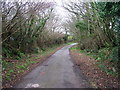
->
<box><xmin>1</xmin><ymin>1</ymin><xmax>64</xmax><ymax>58</ymax></box>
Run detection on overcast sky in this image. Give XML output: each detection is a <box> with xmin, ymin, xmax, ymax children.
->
<box><xmin>46</xmin><ymin>0</ymin><xmax>72</xmax><ymax>32</ymax></box>
<box><xmin>48</xmin><ymin>0</ymin><xmax>72</xmax><ymax>22</ymax></box>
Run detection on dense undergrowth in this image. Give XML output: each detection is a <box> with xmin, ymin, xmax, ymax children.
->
<box><xmin>70</xmin><ymin>46</ymin><xmax>119</xmax><ymax>76</ymax></box>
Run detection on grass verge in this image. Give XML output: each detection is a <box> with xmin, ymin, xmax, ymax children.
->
<box><xmin>2</xmin><ymin>44</ymin><xmax>66</xmax><ymax>88</ymax></box>
<box><xmin>70</xmin><ymin>46</ymin><xmax>119</xmax><ymax>76</ymax></box>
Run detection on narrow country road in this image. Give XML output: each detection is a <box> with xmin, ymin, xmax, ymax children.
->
<box><xmin>14</xmin><ymin>44</ymin><xmax>90</xmax><ymax>88</ymax></box>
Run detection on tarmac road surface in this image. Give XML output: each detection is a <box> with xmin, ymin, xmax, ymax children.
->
<box><xmin>14</xmin><ymin>43</ymin><xmax>90</xmax><ymax>88</ymax></box>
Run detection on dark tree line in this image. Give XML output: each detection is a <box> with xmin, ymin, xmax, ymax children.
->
<box><xmin>64</xmin><ymin>1</ymin><xmax>120</xmax><ymax>50</ymax></box>
<box><xmin>63</xmin><ymin>1</ymin><xmax>120</xmax><ymax>74</ymax></box>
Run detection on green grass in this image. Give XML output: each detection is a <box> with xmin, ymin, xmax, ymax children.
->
<box><xmin>70</xmin><ymin>46</ymin><xmax>80</xmax><ymax>50</ymax></box>
<box><xmin>67</xmin><ymin>42</ymin><xmax>76</xmax><ymax>45</ymax></box>
<box><xmin>16</xmin><ymin>65</ymin><xmax>27</xmax><ymax>70</ymax></box>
